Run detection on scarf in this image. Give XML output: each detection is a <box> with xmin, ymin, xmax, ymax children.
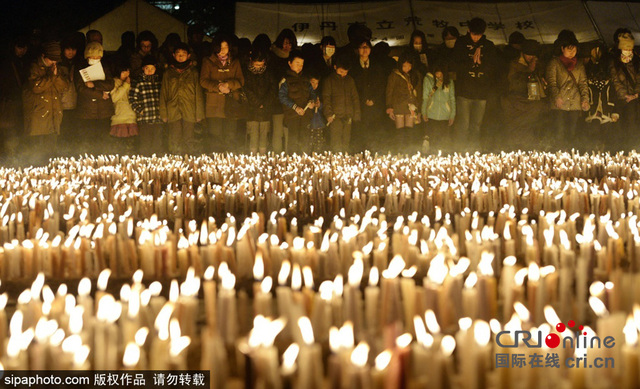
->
<box><xmin>217</xmin><ymin>53</ymin><xmax>229</xmax><ymax>66</ymax></box>
<box><xmin>249</xmin><ymin>63</ymin><xmax>267</xmax><ymax>75</ymax></box>
<box><xmin>558</xmin><ymin>55</ymin><xmax>577</xmax><ymax>71</ymax></box>
<box><xmin>173</xmin><ymin>60</ymin><xmax>190</xmax><ymax>71</ymax></box>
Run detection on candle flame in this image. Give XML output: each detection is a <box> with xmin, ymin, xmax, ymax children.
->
<box><xmin>97</xmin><ymin>269</ymin><xmax>111</xmax><ymax>291</ymax></box>
<box><xmin>414</xmin><ymin>316</ymin><xmax>433</xmax><ymax>347</ymax></box>
<box><xmin>298</xmin><ymin>316</ymin><xmax>314</xmax><ymax>345</ymax></box>
<box><xmin>351</xmin><ymin>342</ymin><xmax>369</xmax><ymax>367</ymax></box>
<box><xmin>478</xmin><ymin>252</ymin><xmax>494</xmax><ymax>276</ymax></box>
<box><xmin>149</xmin><ymin>281</ymin><xmax>162</xmax><ymax>296</ymax></box>
<box><xmin>369</xmin><ymin>267</ymin><xmax>379</xmax><ymax>286</ymax></box>
<box><xmin>427</xmin><ymin>254</ymin><xmax>448</xmax><ymax>284</ymax></box>
<box><xmin>396</xmin><ymin>333</ymin><xmax>413</xmax><ymax>348</ymax></box>
<box><xmin>589</xmin><ymin>296</ymin><xmax>608</xmax><ymax>317</ymax></box>
<box><xmin>441</xmin><ymin>335</ymin><xmax>456</xmax><ymax>357</ymax></box>
<box><xmin>464</xmin><ymin>272</ymin><xmax>478</xmax><ymax>289</ymax></box>
<box><xmin>375</xmin><ymin>350</ymin><xmax>392</xmax><ymax>370</ymax></box>
<box><xmin>624</xmin><ymin>316</ymin><xmax>638</xmax><ymax>346</ymax></box>
<box><xmin>459</xmin><ymin>317</ymin><xmax>472</xmax><ymax>331</ymax></box>
<box><xmin>348</xmin><ymin>256</ymin><xmax>364</xmax><ymax>286</ymax></box>
<box><xmin>425</xmin><ymin>310</ymin><xmax>441</xmax><ymax>334</ymax></box>
<box><xmin>514</xmin><ymin>268</ymin><xmax>528</xmax><ymax>286</ymax></box>
<box><xmin>474</xmin><ymin>320</ymin><xmax>491</xmax><ymax>346</ymax></box>
<box><xmin>282</xmin><ymin>343</ymin><xmax>299</xmax><ymax>371</ymax></box>
<box><xmin>10</xmin><ymin>311</ymin><xmax>23</xmax><ymax>336</ymax></box>
<box><xmin>340</xmin><ymin>321</ymin><xmax>355</xmax><ymax>349</ymax></box>
<box><xmin>253</xmin><ymin>252</ymin><xmax>265</xmax><ymax>281</ymax></box>
<box><xmin>514</xmin><ymin>302</ymin><xmax>530</xmax><ymax>322</ymax></box>
<box><xmin>291</xmin><ymin>264</ymin><xmax>302</xmax><ymax>291</ymax></box>
<box><xmin>135</xmin><ymin>327</ymin><xmax>149</xmax><ymax>346</ymax></box>
<box><xmin>319</xmin><ymin>281</ymin><xmax>333</xmax><ymax>301</ymax></box>
<box><xmin>278</xmin><ymin>261</ymin><xmax>291</xmax><ymax>286</ymax></box>
<box><xmin>383</xmin><ymin>255</ymin><xmax>405</xmax><ymax>279</ymax></box>
<box><xmin>155</xmin><ymin>304</ymin><xmax>174</xmax><ymax>341</ymax></box>
<box><xmin>123</xmin><ymin>343</ymin><xmax>141</xmax><ymax>367</ymax></box>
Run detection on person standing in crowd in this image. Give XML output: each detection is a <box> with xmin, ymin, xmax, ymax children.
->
<box><xmin>501</xmin><ymin>39</ymin><xmax>548</xmax><ymax>150</ymax></box>
<box><xmin>160</xmin><ymin>43</ymin><xmax>205</xmax><ymax>155</ymax></box>
<box><xmin>115</xmin><ymin>31</ymin><xmax>136</xmax><ymax>67</ymax></box>
<box><xmin>76</xmin><ymin>41</ymin><xmax>115</xmax><ymax>155</ymax></box>
<box><xmin>109</xmin><ymin>62</ymin><xmax>138</xmax><ymax>154</ymax></box>
<box><xmin>308</xmin><ymin>73</ymin><xmax>326</xmax><ymax>153</ymax></box>
<box><xmin>421</xmin><ymin>62</ymin><xmax>456</xmax><ymax>153</ymax></box>
<box><xmin>244</xmin><ymin>50</ymin><xmax>277</xmax><ymax>154</ymax></box>
<box><xmin>22</xmin><ymin>41</ymin><xmax>68</xmax><ymax>162</ymax></box>
<box><xmin>582</xmin><ymin>41</ymin><xmax>617</xmax><ymax>150</ymax></box>
<box><xmin>270</xmin><ymin>29</ymin><xmax>297</xmax><ymax>153</ymax></box>
<box><xmin>318</xmin><ymin>36</ymin><xmax>337</xmax><ymax>79</ymax></box>
<box><xmin>0</xmin><ymin>36</ymin><xmax>30</xmax><ymax>156</ymax></box>
<box><xmin>86</xmin><ymin>30</ymin><xmax>103</xmax><ymax>45</ymax></box>
<box><xmin>433</xmin><ymin>26</ymin><xmax>459</xmax><ymax>79</ymax></box>
<box><xmin>187</xmin><ymin>24</ymin><xmax>206</xmax><ymax>70</ymax></box>
<box><xmin>453</xmin><ymin>17</ymin><xmax>496</xmax><ymax>151</ymax></box>
<box><xmin>131</xmin><ymin>31</ymin><xmax>159</xmax><ymax>76</ymax></box>
<box><xmin>160</xmin><ymin>33</ymin><xmax>183</xmax><ymax>68</ymax></box>
<box><xmin>350</xmin><ymin>39</ymin><xmax>386</xmax><ymax>152</ymax></box>
<box><xmin>58</xmin><ymin>35</ymin><xmax>82</xmax><ymax>147</ymax></box>
<box><xmin>610</xmin><ymin>32</ymin><xmax>640</xmax><ymax>146</ymax></box>
<box><xmin>278</xmin><ymin>49</ymin><xmax>316</xmax><ymax>154</ymax></box>
<box><xmin>408</xmin><ymin>30</ymin><xmax>430</xmax><ymax>79</ymax></box>
<box><xmin>200</xmin><ymin>34</ymin><xmax>244</xmax><ymax>153</ymax></box>
<box><xmin>322</xmin><ymin>56</ymin><xmax>360</xmax><ymax>153</ymax></box>
<box><xmin>546</xmin><ymin>30</ymin><xmax>589</xmax><ymax>147</ymax></box>
<box><xmin>129</xmin><ymin>55</ymin><xmax>164</xmax><ymax>156</ymax></box>
<box><xmin>386</xmin><ymin>52</ymin><xmax>422</xmax><ymax>133</ymax></box>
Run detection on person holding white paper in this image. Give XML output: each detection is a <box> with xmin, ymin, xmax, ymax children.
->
<box><xmin>75</xmin><ymin>41</ymin><xmax>115</xmax><ymax>155</ymax></box>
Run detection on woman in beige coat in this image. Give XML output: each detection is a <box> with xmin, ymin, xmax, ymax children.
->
<box><xmin>546</xmin><ymin>30</ymin><xmax>589</xmax><ymax>146</ymax></box>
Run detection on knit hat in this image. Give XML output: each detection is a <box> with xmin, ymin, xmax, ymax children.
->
<box><xmin>521</xmin><ymin>40</ymin><xmax>540</xmax><ymax>56</ymax></box>
<box><xmin>141</xmin><ymin>54</ymin><xmax>157</xmax><ymax>68</ymax></box>
<box><xmin>618</xmin><ymin>33</ymin><xmax>635</xmax><ymax>51</ymax></box>
<box><xmin>42</xmin><ymin>41</ymin><xmax>61</xmax><ymax>62</ymax></box>
<box><xmin>84</xmin><ymin>41</ymin><xmax>104</xmax><ymax>58</ymax></box>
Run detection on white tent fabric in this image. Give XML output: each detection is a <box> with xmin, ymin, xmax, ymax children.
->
<box><xmin>235</xmin><ymin>0</ymin><xmax>605</xmax><ymax>46</ymax></box>
<box><xmin>79</xmin><ymin>0</ymin><xmax>188</xmax><ymax>51</ymax></box>
<box><xmin>585</xmin><ymin>1</ymin><xmax>640</xmax><ymax>46</ymax></box>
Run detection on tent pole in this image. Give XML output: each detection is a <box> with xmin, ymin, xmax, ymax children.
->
<box><xmin>407</xmin><ymin>0</ymin><xmax>417</xmax><ymax>31</ymax></box>
<box><xmin>581</xmin><ymin>0</ymin><xmax>605</xmax><ymax>45</ymax></box>
<box><xmin>135</xmin><ymin>0</ymin><xmax>139</xmax><ymax>36</ymax></box>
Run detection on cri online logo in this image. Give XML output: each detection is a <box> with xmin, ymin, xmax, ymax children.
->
<box><xmin>496</xmin><ymin>319</ymin><xmax>616</xmax><ymax>349</ymax></box>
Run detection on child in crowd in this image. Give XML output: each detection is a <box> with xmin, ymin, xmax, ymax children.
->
<box><xmin>244</xmin><ymin>50</ymin><xmax>276</xmax><ymax>154</ymax></box>
<box><xmin>110</xmin><ymin>62</ymin><xmax>138</xmax><ymax>154</ymax></box>
<box><xmin>129</xmin><ymin>55</ymin><xmax>164</xmax><ymax>156</ymax></box>
<box><xmin>308</xmin><ymin>75</ymin><xmax>326</xmax><ymax>153</ymax></box>
<box><xmin>278</xmin><ymin>49</ymin><xmax>316</xmax><ymax>154</ymax></box>
<box><xmin>421</xmin><ymin>62</ymin><xmax>455</xmax><ymax>153</ymax></box>
<box><xmin>322</xmin><ymin>56</ymin><xmax>360</xmax><ymax>153</ymax></box>
<box><xmin>160</xmin><ymin>42</ymin><xmax>204</xmax><ymax>155</ymax></box>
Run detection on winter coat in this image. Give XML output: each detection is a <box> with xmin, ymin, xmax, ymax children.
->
<box><xmin>129</xmin><ymin>74</ymin><xmax>162</xmax><ymax>124</ymax></box>
<box><xmin>453</xmin><ymin>34</ymin><xmax>497</xmax><ymax>100</ymax></box>
<box><xmin>546</xmin><ymin>57</ymin><xmax>589</xmax><ymax>111</ymax></box>
<box><xmin>350</xmin><ymin>59</ymin><xmax>386</xmax><ymax>112</ymax></box>
<box><xmin>609</xmin><ymin>59</ymin><xmax>640</xmax><ymax>102</ymax></box>
<box><xmin>586</xmin><ymin>59</ymin><xmax>617</xmax><ymax>124</ymax></box>
<box><xmin>507</xmin><ymin>56</ymin><xmax>546</xmax><ymax>99</ymax></box>
<box><xmin>278</xmin><ymin>69</ymin><xmax>316</xmax><ymax>123</ymax></box>
<box><xmin>244</xmin><ymin>66</ymin><xmax>278</xmax><ymax>122</ymax></box>
<box><xmin>200</xmin><ymin>55</ymin><xmax>244</xmax><ymax>118</ymax></box>
<box><xmin>386</xmin><ymin>69</ymin><xmax>420</xmax><ymax>115</ymax></box>
<box><xmin>22</xmin><ymin>57</ymin><xmax>68</xmax><ymax>136</ymax></box>
<box><xmin>421</xmin><ymin>73</ymin><xmax>455</xmax><ymax>121</ymax></box>
<box><xmin>160</xmin><ymin>62</ymin><xmax>205</xmax><ymax>123</ymax></box>
<box><xmin>75</xmin><ymin>60</ymin><xmax>115</xmax><ymax>120</ymax></box>
<box><xmin>110</xmin><ymin>78</ymin><xmax>137</xmax><ymax>126</ymax></box>
<box><xmin>322</xmin><ymin>72</ymin><xmax>361</xmax><ymax>121</ymax></box>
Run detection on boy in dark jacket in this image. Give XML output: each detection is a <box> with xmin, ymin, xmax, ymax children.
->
<box><xmin>452</xmin><ymin>17</ymin><xmax>497</xmax><ymax>150</ymax></box>
<box><xmin>130</xmin><ymin>55</ymin><xmax>164</xmax><ymax>156</ymax></box>
<box><xmin>322</xmin><ymin>56</ymin><xmax>360</xmax><ymax>153</ymax></box>
<box><xmin>160</xmin><ymin>43</ymin><xmax>205</xmax><ymax>155</ymax></box>
<box><xmin>278</xmin><ymin>50</ymin><xmax>316</xmax><ymax>154</ymax></box>
<box><xmin>245</xmin><ymin>50</ymin><xmax>277</xmax><ymax>153</ymax></box>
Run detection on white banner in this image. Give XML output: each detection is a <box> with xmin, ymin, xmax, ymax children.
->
<box><xmin>235</xmin><ymin>1</ymin><xmax>600</xmax><ymax>46</ymax></box>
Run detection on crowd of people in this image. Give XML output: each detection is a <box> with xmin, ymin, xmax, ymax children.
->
<box><xmin>1</xmin><ymin>19</ymin><xmax>640</xmax><ymax>164</ymax></box>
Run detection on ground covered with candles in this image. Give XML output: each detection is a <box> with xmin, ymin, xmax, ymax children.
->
<box><xmin>1</xmin><ymin>151</ymin><xmax>640</xmax><ymax>388</ymax></box>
